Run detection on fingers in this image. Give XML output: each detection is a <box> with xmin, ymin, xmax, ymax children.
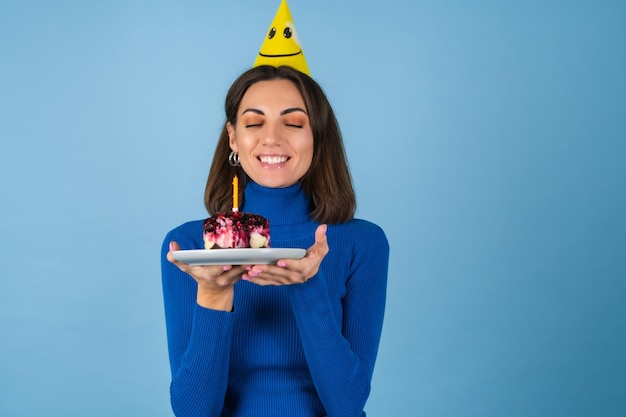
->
<box><xmin>243</xmin><ymin>264</ymin><xmax>307</xmax><ymax>286</ymax></box>
<box><xmin>309</xmin><ymin>224</ymin><xmax>329</xmax><ymax>258</ymax></box>
<box><xmin>167</xmin><ymin>240</ymin><xmax>245</xmax><ymax>287</ymax></box>
<box><xmin>244</xmin><ymin>224</ymin><xmax>329</xmax><ymax>286</ymax></box>
<box><xmin>314</xmin><ymin>224</ymin><xmax>328</xmax><ymax>246</ymax></box>
<box><xmin>204</xmin><ymin>264</ymin><xmax>247</xmax><ymax>287</ymax></box>
<box><xmin>166</xmin><ymin>240</ymin><xmax>181</xmax><ymax>263</ymax></box>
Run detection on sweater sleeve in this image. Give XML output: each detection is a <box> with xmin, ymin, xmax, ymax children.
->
<box><xmin>287</xmin><ymin>223</ymin><xmax>389</xmax><ymax>417</ymax></box>
<box><xmin>161</xmin><ymin>222</ymin><xmax>235</xmax><ymax>417</ymax></box>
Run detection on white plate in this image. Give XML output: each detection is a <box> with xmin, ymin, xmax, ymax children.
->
<box><xmin>171</xmin><ymin>248</ymin><xmax>306</xmax><ymax>265</ymax></box>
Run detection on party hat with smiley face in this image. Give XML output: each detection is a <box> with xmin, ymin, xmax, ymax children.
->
<box><xmin>253</xmin><ymin>0</ymin><xmax>310</xmax><ymax>75</ymax></box>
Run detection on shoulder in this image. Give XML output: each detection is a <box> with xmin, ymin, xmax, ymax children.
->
<box><xmin>331</xmin><ymin>218</ymin><xmax>387</xmax><ymax>243</ymax></box>
<box><xmin>326</xmin><ymin>219</ymin><xmax>389</xmax><ymax>279</ymax></box>
<box><xmin>328</xmin><ymin>218</ymin><xmax>389</xmax><ymax>255</ymax></box>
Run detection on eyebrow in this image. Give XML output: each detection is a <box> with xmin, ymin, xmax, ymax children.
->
<box><xmin>241</xmin><ymin>107</ymin><xmax>308</xmax><ymax>116</ymax></box>
<box><xmin>241</xmin><ymin>108</ymin><xmax>264</xmax><ymax>116</ymax></box>
<box><xmin>281</xmin><ymin>107</ymin><xmax>308</xmax><ymax>116</ymax></box>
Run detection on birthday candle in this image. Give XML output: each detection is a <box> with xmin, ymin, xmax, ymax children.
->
<box><xmin>232</xmin><ymin>175</ymin><xmax>239</xmax><ymax>212</ymax></box>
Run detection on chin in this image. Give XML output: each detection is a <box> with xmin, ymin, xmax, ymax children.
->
<box><xmin>254</xmin><ymin>178</ymin><xmax>298</xmax><ymax>188</ymax></box>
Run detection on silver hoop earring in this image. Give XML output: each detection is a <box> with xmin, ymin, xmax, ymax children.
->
<box><xmin>228</xmin><ymin>151</ymin><xmax>240</xmax><ymax>167</ymax></box>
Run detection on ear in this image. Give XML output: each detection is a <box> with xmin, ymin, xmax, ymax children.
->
<box><xmin>226</xmin><ymin>122</ymin><xmax>238</xmax><ymax>152</ymax></box>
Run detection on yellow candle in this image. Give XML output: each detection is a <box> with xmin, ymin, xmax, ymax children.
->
<box><xmin>232</xmin><ymin>175</ymin><xmax>239</xmax><ymax>211</ymax></box>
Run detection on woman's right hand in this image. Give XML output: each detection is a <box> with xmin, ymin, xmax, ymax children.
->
<box><xmin>167</xmin><ymin>241</ymin><xmax>246</xmax><ymax>311</ymax></box>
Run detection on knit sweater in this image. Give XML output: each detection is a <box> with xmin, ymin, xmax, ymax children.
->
<box><xmin>161</xmin><ymin>181</ymin><xmax>389</xmax><ymax>417</ymax></box>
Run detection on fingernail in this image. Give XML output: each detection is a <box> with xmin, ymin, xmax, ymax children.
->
<box><xmin>277</xmin><ymin>261</ymin><xmax>286</xmax><ymax>267</ymax></box>
<box><xmin>169</xmin><ymin>242</ymin><xmax>173</xmax><ymax>251</ymax></box>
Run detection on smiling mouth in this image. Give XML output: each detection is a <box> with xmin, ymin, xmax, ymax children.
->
<box><xmin>258</xmin><ymin>50</ymin><xmax>303</xmax><ymax>58</ymax></box>
<box><xmin>258</xmin><ymin>155</ymin><xmax>289</xmax><ymax>164</ymax></box>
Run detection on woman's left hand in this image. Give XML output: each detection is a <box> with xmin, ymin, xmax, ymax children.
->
<box><xmin>243</xmin><ymin>224</ymin><xmax>328</xmax><ymax>286</ymax></box>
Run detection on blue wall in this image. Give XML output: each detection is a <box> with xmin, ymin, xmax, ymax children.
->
<box><xmin>1</xmin><ymin>1</ymin><xmax>624</xmax><ymax>416</ymax></box>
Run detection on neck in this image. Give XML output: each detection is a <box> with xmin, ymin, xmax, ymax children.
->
<box><xmin>242</xmin><ymin>181</ymin><xmax>310</xmax><ymax>226</ymax></box>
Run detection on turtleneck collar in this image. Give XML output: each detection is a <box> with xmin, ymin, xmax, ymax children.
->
<box><xmin>242</xmin><ymin>181</ymin><xmax>311</xmax><ymax>226</ymax></box>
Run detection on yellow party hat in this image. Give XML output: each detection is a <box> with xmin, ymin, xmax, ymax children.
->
<box><xmin>253</xmin><ymin>0</ymin><xmax>310</xmax><ymax>75</ymax></box>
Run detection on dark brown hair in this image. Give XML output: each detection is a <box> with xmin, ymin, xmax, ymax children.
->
<box><xmin>204</xmin><ymin>65</ymin><xmax>356</xmax><ymax>224</ymax></box>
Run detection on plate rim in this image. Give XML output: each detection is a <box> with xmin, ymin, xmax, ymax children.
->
<box><xmin>171</xmin><ymin>247</ymin><xmax>306</xmax><ymax>265</ymax></box>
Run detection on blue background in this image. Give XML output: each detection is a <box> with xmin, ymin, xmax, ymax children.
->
<box><xmin>1</xmin><ymin>1</ymin><xmax>624</xmax><ymax>416</ymax></box>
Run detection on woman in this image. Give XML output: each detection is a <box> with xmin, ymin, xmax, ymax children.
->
<box><xmin>162</xmin><ymin>65</ymin><xmax>389</xmax><ymax>417</ymax></box>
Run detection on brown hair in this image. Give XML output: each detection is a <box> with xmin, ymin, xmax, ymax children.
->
<box><xmin>204</xmin><ymin>65</ymin><xmax>356</xmax><ymax>224</ymax></box>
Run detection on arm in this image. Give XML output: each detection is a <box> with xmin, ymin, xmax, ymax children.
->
<box><xmin>237</xmin><ymin>223</ymin><xmax>389</xmax><ymax>416</ymax></box>
<box><xmin>288</xmin><ymin>225</ymin><xmax>389</xmax><ymax>417</ymax></box>
<box><xmin>161</xmin><ymin>225</ymin><xmax>239</xmax><ymax>417</ymax></box>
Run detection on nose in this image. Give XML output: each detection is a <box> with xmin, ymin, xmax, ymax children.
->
<box><xmin>262</xmin><ymin>121</ymin><xmax>282</xmax><ymax>146</ymax></box>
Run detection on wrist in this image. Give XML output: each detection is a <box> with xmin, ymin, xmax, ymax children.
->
<box><xmin>196</xmin><ymin>285</ymin><xmax>234</xmax><ymax>311</ymax></box>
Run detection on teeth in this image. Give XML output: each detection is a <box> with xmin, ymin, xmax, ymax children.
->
<box><xmin>259</xmin><ymin>155</ymin><xmax>288</xmax><ymax>164</ymax></box>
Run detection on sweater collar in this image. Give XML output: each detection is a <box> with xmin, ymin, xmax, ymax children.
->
<box><xmin>242</xmin><ymin>181</ymin><xmax>311</xmax><ymax>226</ymax></box>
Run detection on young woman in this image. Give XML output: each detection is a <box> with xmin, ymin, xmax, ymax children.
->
<box><xmin>162</xmin><ymin>65</ymin><xmax>389</xmax><ymax>417</ymax></box>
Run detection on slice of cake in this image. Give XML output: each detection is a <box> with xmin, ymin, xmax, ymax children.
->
<box><xmin>203</xmin><ymin>212</ymin><xmax>270</xmax><ymax>249</ymax></box>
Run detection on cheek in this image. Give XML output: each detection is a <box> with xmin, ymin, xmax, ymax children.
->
<box><xmin>232</xmin><ymin>132</ymin><xmax>256</xmax><ymax>152</ymax></box>
<box><xmin>302</xmin><ymin>137</ymin><xmax>314</xmax><ymax>158</ymax></box>
<box><xmin>298</xmin><ymin>139</ymin><xmax>314</xmax><ymax>169</ymax></box>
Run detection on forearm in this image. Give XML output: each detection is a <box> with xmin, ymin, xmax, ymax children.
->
<box><xmin>288</xmin><ymin>275</ymin><xmax>383</xmax><ymax>417</ymax></box>
<box><xmin>162</xmin><ymin>232</ymin><xmax>234</xmax><ymax>417</ymax></box>
<box><xmin>169</xmin><ymin>305</ymin><xmax>234</xmax><ymax>417</ymax></box>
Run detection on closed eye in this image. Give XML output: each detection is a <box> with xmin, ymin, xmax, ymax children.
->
<box><xmin>285</xmin><ymin>123</ymin><xmax>303</xmax><ymax>128</ymax></box>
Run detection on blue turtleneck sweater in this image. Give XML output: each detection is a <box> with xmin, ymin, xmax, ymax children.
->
<box><xmin>161</xmin><ymin>182</ymin><xmax>389</xmax><ymax>417</ymax></box>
